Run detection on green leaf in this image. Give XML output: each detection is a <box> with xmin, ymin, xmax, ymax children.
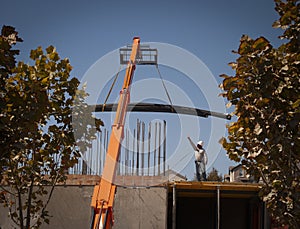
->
<box><xmin>44</xmin><ymin>218</ymin><xmax>50</xmax><ymax>224</ymax></box>
<box><xmin>30</xmin><ymin>46</ymin><xmax>43</xmax><ymax>60</ymax></box>
<box><xmin>291</xmin><ymin>99</ymin><xmax>300</xmax><ymax>109</ymax></box>
<box><xmin>46</xmin><ymin>45</ymin><xmax>55</xmax><ymax>54</ymax></box>
<box><xmin>252</xmin><ymin>37</ymin><xmax>270</xmax><ymax>50</ymax></box>
<box><xmin>238</xmin><ymin>40</ymin><xmax>250</xmax><ymax>54</ymax></box>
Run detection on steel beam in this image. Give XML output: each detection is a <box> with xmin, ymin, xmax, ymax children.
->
<box><xmin>94</xmin><ymin>103</ymin><xmax>231</xmax><ymax>120</ymax></box>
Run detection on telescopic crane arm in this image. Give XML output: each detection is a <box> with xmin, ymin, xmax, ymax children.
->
<box><xmin>90</xmin><ymin>37</ymin><xmax>140</xmax><ymax>229</ymax></box>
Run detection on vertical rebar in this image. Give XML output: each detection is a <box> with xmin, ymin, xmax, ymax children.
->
<box><xmin>96</xmin><ymin>132</ymin><xmax>99</xmax><ymax>175</ymax></box>
<box><xmin>99</xmin><ymin>130</ymin><xmax>103</xmax><ymax>174</ymax></box>
<box><xmin>94</xmin><ymin>146</ymin><xmax>97</xmax><ymax>175</ymax></box>
<box><xmin>123</xmin><ymin>160</ymin><xmax>125</xmax><ymax>175</ymax></box>
<box><xmin>148</xmin><ymin>122</ymin><xmax>151</xmax><ymax>176</ymax></box>
<box><xmin>158</xmin><ymin>122</ymin><xmax>161</xmax><ymax>175</ymax></box>
<box><xmin>89</xmin><ymin>147</ymin><xmax>92</xmax><ymax>175</ymax></box>
<box><xmin>105</xmin><ymin>130</ymin><xmax>109</xmax><ymax>170</ymax></box>
<box><xmin>141</xmin><ymin>121</ymin><xmax>145</xmax><ymax>176</ymax></box>
<box><xmin>136</xmin><ymin>119</ymin><xmax>140</xmax><ymax>175</ymax></box>
<box><xmin>154</xmin><ymin>122</ymin><xmax>157</xmax><ymax>176</ymax></box>
<box><xmin>163</xmin><ymin>120</ymin><xmax>166</xmax><ymax>176</ymax></box>
<box><xmin>106</xmin><ymin>130</ymin><xmax>109</xmax><ymax>155</ymax></box>
<box><xmin>82</xmin><ymin>156</ymin><xmax>87</xmax><ymax>175</ymax></box>
<box><xmin>125</xmin><ymin>129</ymin><xmax>129</xmax><ymax>175</ymax></box>
<box><xmin>76</xmin><ymin>158</ymin><xmax>80</xmax><ymax>175</ymax></box>
<box><xmin>103</xmin><ymin>128</ymin><xmax>107</xmax><ymax>166</ymax></box>
<box><xmin>89</xmin><ymin>119</ymin><xmax>166</xmax><ymax>177</ymax></box>
<box><xmin>132</xmin><ymin>129</ymin><xmax>135</xmax><ymax>175</ymax></box>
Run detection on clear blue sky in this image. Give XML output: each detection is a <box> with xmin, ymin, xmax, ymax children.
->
<box><xmin>2</xmin><ymin>0</ymin><xmax>282</xmax><ymax>179</ymax></box>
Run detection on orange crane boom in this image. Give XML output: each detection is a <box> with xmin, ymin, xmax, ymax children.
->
<box><xmin>90</xmin><ymin>37</ymin><xmax>140</xmax><ymax>229</ymax></box>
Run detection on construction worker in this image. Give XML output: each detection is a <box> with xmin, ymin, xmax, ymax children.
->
<box><xmin>187</xmin><ymin>137</ymin><xmax>208</xmax><ymax>181</ymax></box>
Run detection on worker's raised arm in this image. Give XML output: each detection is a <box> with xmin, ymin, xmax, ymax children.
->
<box><xmin>187</xmin><ymin>136</ymin><xmax>197</xmax><ymax>151</ymax></box>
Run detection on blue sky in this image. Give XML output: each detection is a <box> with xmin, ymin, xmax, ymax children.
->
<box><xmin>2</xmin><ymin>0</ymin><xmax>283</xmax><ymax>179</ymax></box>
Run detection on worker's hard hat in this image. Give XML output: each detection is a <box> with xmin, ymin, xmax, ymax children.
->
<box><xmin>197</xmin><ymin>141</ymin><xmax>204</xmax><ymax>146</ymax></box>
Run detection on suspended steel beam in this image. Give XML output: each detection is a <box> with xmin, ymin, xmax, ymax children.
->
<box><xmin>93</xmin><ymin>103</ymin><xmax>231</xmax><ymax>120</ymax></box>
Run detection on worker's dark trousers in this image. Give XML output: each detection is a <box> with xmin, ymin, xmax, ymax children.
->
<box><xmin>195</xmin><ymin>161</ymin><xmax>207</xmax><ymax>181</ymax></box>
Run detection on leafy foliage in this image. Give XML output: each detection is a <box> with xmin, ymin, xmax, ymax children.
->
<box><xmin>0</xmin><ymin>25</ymin><xmax>103</xmax><ymax>228</ymax></box>
<box><xmin>207</xmin><ymin>167</ymin><xmax>223</xmax><ymax>182</ymax></box>
<box><xmin>219</xmin><ymin>1</ymin><xmax>299</xmax><ymax>227</ymax></box>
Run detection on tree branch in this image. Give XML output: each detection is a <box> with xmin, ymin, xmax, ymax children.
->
<box><xmin>25</xmin><ymin>174</ymin><xmax>34</xmax><ymax>228</ymax></box>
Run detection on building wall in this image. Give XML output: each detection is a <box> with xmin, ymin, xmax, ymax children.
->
<box><xmin>0</xmin><ymin>186</ymin><xmax>94</xmax><ymax>229</ymax></box>
<box><xmin>0</xmin><ymin>183</ymin><xmax>168</xmax><ymax>229</ymax></box>
<box><xmin>228</xmin><ymin>165</ymin><xmax>255</xmax><ymax>183</ymax></box>
<box><xmin>114</xmin><ymin>187</ymin><xmax>168</xmax><ymax>229</ymax></box>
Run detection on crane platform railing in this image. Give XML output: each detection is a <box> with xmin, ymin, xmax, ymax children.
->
<box><xmin>120</xmin><ymin>44</ymin><xmax>158</xmax><ymax>65</ymax></box>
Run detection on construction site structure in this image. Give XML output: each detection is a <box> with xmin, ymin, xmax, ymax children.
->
<box><xmin>90</xmin><ymin>36</ymin><xmax>234</xmax><ymax>228</ymax></box>
<box><xmin>0</xmin><ymin>37</ymin><xmax>283</xmax><ymax>229</ymax></box>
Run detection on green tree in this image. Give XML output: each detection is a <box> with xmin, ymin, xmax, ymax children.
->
<box><xmin>207</xmin><ymin>167</ymin><xmax>223</xmax><ymax>182</ymax></box>
<box><xmin>219</xmin><ymin>0</ymin><xmax>299</xmax><ymax>227</ymax></box>
<box><xmin>0</xmin><ymin>25</ymin><xmax>103</xmax><ymax>228</ymax></box>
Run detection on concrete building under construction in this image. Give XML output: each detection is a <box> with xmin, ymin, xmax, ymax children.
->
<box><xmin>0</xmin><ymin>174</ymin><xmax>272</xmax><ymax>229</ymax></box>
<box><xmin>0</xmin><ymin>37</ymin><xmax>280</xmax><ymax>229</ymax></box>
